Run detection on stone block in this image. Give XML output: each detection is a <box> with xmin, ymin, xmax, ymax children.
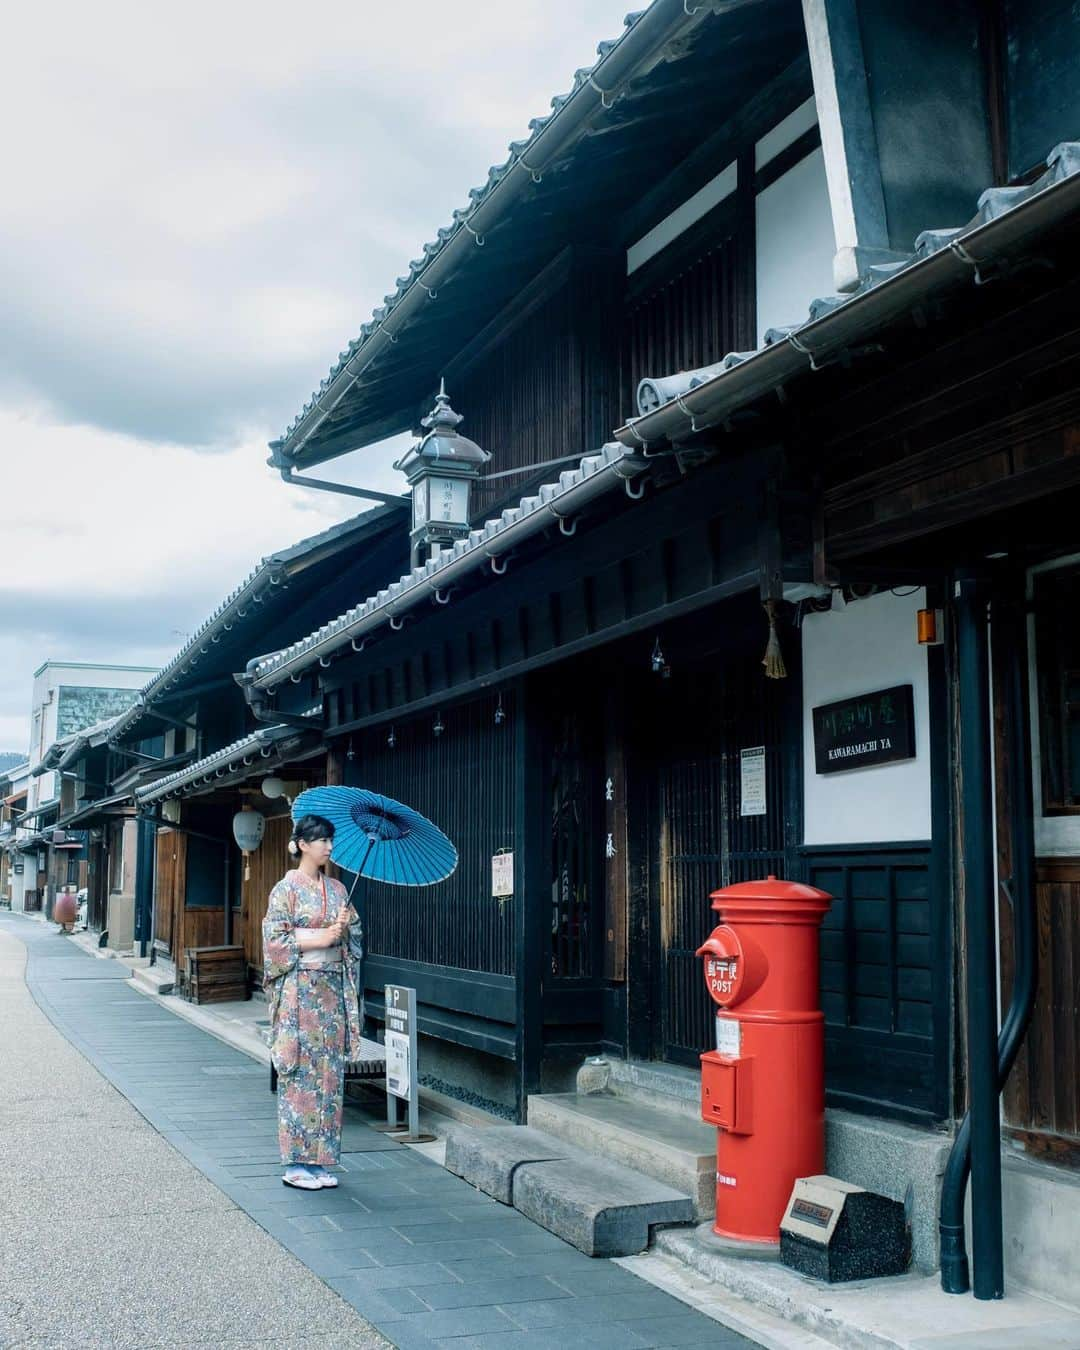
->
<box><xmin>442</xmin><ymin>1124</ymin><xmax>570</xmax><ymax>1204</ymax></box>
<box><xmin>512</xmin><ymin>1154</ymin><xmax>693</xmax><ymax>1257</ymax></box>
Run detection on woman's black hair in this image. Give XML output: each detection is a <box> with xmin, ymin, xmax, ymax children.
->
<box><xmin>289</xmin><ymin>814</ymin><xmax>335</xmax><ymax>854</ymax></box>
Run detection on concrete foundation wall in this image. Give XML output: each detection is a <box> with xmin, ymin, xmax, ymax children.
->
<box><xmin>825</xmin><ymin>1108</ymin><xmax>950</xmax><ymax>1274</ymax></box>
<box><xmin>1002</xmin><ymin>1152</ymin><xmax>1080</xmax><ymax>1309</ymax></box>
<box><xmin>416</xmin><ymin>1033</ymin><xmax>517</xmax><ymax>1117</ymax></box>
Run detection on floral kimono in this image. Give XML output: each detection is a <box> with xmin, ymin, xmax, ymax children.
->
<box><xmin>262</xmin><ymin>869</ymin><xmax>364</xmax><ymax>1166</ymax></box>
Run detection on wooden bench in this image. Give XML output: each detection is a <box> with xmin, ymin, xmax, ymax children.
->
<box><xmin>267</xmin><ymin>1033</ymin><xmax>387</xmax><ymax>1094</ymax></box>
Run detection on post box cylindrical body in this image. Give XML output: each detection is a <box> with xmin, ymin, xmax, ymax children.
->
<box><xmin>696</xmin><ymin>876</ymin><xmax>831</xmax><ymax>1244</ymax></box>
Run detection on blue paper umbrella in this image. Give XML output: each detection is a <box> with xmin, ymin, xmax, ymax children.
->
<box><xmin>291</xmin><ymin>786</ymin><xmax>457</xmax><ymax>888</ymax></box>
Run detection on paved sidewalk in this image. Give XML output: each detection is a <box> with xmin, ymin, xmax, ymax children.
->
<box><xmin>2</xmin><ymin>915</ymin><xmax>759</xmax><ymax>1350</ymax></box>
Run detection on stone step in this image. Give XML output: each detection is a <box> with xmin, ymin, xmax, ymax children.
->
<box><xmin>130</xmin><ymin>965</ymin><xmax>175</xmax><ymax>996</ymax></box>
<box><xmin>528</xmin><ymin>1091</ymin><xmax>716</xmax><ymax>1217</ymax></box>
<box><xmin>444</xmin><ymin>1123</ymin><xmax>694</xmax><ymax>1257</ymax></box>
<box><xmin>514</xmin><ymin>1153</ymin><xmax>693</xmax><ymax>1258</ymax></box>
<box><xmin>444</xmin><ymin>1123</ymin><xmax>570</xmax><ymax>1203</ymax></box>
<box><xmin>605</xmin><ymin>1056</ymin><xmax>703</xmax><ymax>1118</ymax></box>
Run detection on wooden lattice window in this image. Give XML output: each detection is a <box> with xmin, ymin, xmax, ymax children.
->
<box><xmin>1033</xmin><ymin>566</ymin><xmax>1080</xmax><ymax>813</ymax></box>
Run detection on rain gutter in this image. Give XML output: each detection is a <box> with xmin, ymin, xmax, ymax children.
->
<box><xmin>614</xmin><ymin>168</ymin><xmax>1080</xmax><ymax>447</ymax></box>
<box><xmin>243</xmin><ymin>449</ymin><xmax>649</xmax><ymax>692</ymax></box>
<box><xmin>274</xmin><ymin>0</ymin><xmax>722</xmax><ymax>467</ymax></box>
<box><xmin>135</xmin><ymin>726</ymin><xmax>318</xmax><ymax>805</ymax></box>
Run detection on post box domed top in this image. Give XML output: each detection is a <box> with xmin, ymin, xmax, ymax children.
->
<box><xmin>709</xmin><ymin>874</ymin><xmax>831</xmax><ymax>919</ymax></box>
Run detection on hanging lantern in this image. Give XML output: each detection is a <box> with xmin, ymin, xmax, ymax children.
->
<box><xmin>393</xmin><ymin>381</ymin><xmax>491</xmax><ymax>568</ymax></box>
<box><xmin>232</xmin><ymin>806</ymin><xmax>266</xmax><ymax>881</ymax></box>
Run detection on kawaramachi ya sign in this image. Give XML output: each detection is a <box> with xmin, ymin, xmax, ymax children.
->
<box><xmin>812</xmin><ymin>684</ymin><xmax>916</xmax><ymax>774</ymax></box>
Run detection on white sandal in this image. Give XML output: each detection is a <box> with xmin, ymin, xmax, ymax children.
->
<box><xmin>312</xmin><ymin>1167</ymin><xmax>339</xmax><ymax>1188</ymax></box>
<box><xmin>282</xmin><ymin>1165</ymin><xmax>321</xmax><ymax>1190</ymax></box>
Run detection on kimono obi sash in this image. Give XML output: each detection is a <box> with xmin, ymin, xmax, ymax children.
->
<box><xmin>299</xmin><ymin>944</ymin><xmax>343</xmax><ymax>970</ymax></box>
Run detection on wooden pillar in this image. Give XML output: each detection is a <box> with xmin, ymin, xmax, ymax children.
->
<box><xmin>514</xmin><ymin>675</ymin><xmax>545</xmax><ymax>1120</ymax></box>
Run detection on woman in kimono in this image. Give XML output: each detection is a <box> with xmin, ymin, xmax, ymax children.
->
<box><xmin>262</xmin><ymin>814</ymin><xmax>364</xmax><ymax>1190</ymax></box>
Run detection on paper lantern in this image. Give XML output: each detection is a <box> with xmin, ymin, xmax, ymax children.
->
<box><xmin>232</xmin><ymin>808</ymin><xmax>265</xmax><ymax>880</ymax></box>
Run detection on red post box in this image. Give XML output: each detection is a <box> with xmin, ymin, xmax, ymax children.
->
<box><xmin>696</xmin><ymin>875</ymin><xmax>832</xmax><ymax>1245</ymax></box>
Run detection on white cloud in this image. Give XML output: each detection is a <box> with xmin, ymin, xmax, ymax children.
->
<box><xmin>0</xmin><ymin>0</ymin><xmax>635</xmax><ymax>749</ymax></box>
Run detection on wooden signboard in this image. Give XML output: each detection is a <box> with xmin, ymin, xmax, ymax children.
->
<box><xmin>812</xmin><ymin>685</ymin><xmax>916</xmax><ymax>774</ymax></box>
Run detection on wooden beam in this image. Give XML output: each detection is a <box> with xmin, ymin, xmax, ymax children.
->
<box><xmin>616</xmin><ymin>55</ymin><xmax>813</xmax><ymax>249</ymax></box>
<box><xmin>813</xmin><ymin>276</ymin><xmax>1080</xmax><ymax>461</ymax></box>
<box><xmin>828</xmin><ymin>441</ymin><xmax>1080</xmax><ymax>559</ymax></box>
<box><xmin>442</xmin><ymin>248</ymin><xmax>574</xmax><ymax>389</ymax></box>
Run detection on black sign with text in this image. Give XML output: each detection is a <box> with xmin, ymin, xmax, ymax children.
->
<box><xmin>812</xmin><ymin>684</ymin><xmax>916</xmax><ymax>774</ymax></box>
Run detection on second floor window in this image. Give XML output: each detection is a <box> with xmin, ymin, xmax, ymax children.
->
<box><xmin>1033</xmin><ymin>565</ymin><xmax>1080</xmax><ymax>813</ymax></box>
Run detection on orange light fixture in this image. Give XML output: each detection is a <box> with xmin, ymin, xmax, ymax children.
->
<box><xmin>917</xmin><ymin>608</ymin><xmax>943</xmax><ymax>645</ymax></box>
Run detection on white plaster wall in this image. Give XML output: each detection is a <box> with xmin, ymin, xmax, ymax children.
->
<box><xmin>626</xmin><ymin>161</ymin><xmax>737</xmax><ymax>275</ymax></box>
<box><xmin>755</xmin><ymin>96</ymin><xmax>818</xmax><ymax>171</ymax></box>
<box><xmin>802</xmin><ymin>589</ymin><xmax>932</xmax><ymax>846</ymax></box>
<box><xmin>754</xmin><ymin>146</ymin><xmax>837</xmax><ymax>346</ymax></box>
<box><xmin>27</xmin><ymin>662</ymin><xmax>154</xmax><ymax>805</ymax></box>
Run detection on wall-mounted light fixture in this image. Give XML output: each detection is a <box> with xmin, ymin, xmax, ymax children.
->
<box><xmin>433</xmin><ymin>712</ymin><xmax>445</xmax><ymax>738</ymax></box>
<box><xmin>494</xmin><ymin>693</ymin><xmax>506</xmax><ymax>726</ymax></box>
<box><xmin>650</xmin><ymin>637</ymin><xmax>671</xmax><ymax>679</ymax></box>
<box><xmin>394</xmin><ymin>382</ymin><xmax>492</xmax><ymax>569</ymax></box>
<box><xmin>387</xmin><ymin>726</ymin><xmax>396</xmax><ymax>749</ymax></box>
<box><xmin>917</xmin><ymin>608</ymin><xmax>944</xmax><ymax>646</ymax></box>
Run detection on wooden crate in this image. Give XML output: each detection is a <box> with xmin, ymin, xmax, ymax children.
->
<box><xmin>184</xmin><ymin>945</ymin><xmax>249</xmax><ymax>1004</ymax></box>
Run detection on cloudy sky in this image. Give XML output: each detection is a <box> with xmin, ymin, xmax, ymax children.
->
<box><xmin>0</xmin><ymin>0</ymin><xmax>637</xmax><ymax>754</ymax></box>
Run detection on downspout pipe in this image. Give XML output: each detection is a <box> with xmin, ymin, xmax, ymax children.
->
<box><xmin>940</xmin><ymin>584</ymin><xmax>1038</xmax><ymax>1294</ymax></box>
<box><xmin>279</xmin><ymin>467</ymin><xmax>407</xmax><ymax>508</ymax></box>
<box><xmin>238</xmin><ymin>663</ymin><xmax>327</xmax><ymax>732</ymax></box>
<box><xmin>941</xmin><ymin>576</ymin><xmax>1004</xmax><ymax>1298</ymax></box>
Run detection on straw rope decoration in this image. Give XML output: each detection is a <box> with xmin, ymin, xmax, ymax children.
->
<box><xmin>762</xmin><ymin>599</ymin><xmax>787</xmax><ymax>680</ymax></box>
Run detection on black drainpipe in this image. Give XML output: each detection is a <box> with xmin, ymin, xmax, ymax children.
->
<box><xmin>940</xmin><ymin>579</ymin><xmax>1038</xmax><ymax>1296</ymax></box>
<box><xmin>236</xmin><ymin>658</ymin><xmax>326</xmax><ymax>732</ymax></box>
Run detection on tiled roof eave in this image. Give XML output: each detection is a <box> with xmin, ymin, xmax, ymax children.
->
<box><xmin>274</xmin><ymin>0</ymin><xmax>712</xmax><ymax>466</ymax></box>
<box><xmin>56</xmin><ymin>793</ymin><xmax>131</xmax><ymax>829</ymax></box>
<box><xmin>249</xmin><ymin>444</ymin><xmax>649</xmax><ymax>690</ymax></box>
<box><xmin>134</xmin><ymin>724</ymin><xmax>319</xmax><ymax>805</ymax></box>
<box><xmin>108</xmin><ymin>505</ymin><xmax>400</xmax><ymax>745</ymax></box>
<box><xmin>616</xmin><ymin>146</ymin><xmax>1080</xmax><ymax>448</ymax></box>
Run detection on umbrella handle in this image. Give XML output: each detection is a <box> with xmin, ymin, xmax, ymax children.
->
<box><xmin>343</xmin><ymin>837</ymin><xmax>376</xmax><ymax>913</ymax></box>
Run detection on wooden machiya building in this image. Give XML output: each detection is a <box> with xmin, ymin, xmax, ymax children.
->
<box><xmin>90</xmin><ymin>508</ymin><xmax>408</xmax><ymax>983</ymax></box>
<box><xmin>249</xmin><ymin>0</ymin><xmax>1080</xmax><ymax>1299</ymax></box>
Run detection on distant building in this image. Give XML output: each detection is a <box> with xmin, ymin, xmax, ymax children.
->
<box><xmin>0</xmin><ymin>759</ymin><xmax>30</xmax><ymax>910</ymax></box>
<box><xmin>20</xmin><ymin>661</ymin><xmax>157</xmax><ymax>915</ymax></box>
